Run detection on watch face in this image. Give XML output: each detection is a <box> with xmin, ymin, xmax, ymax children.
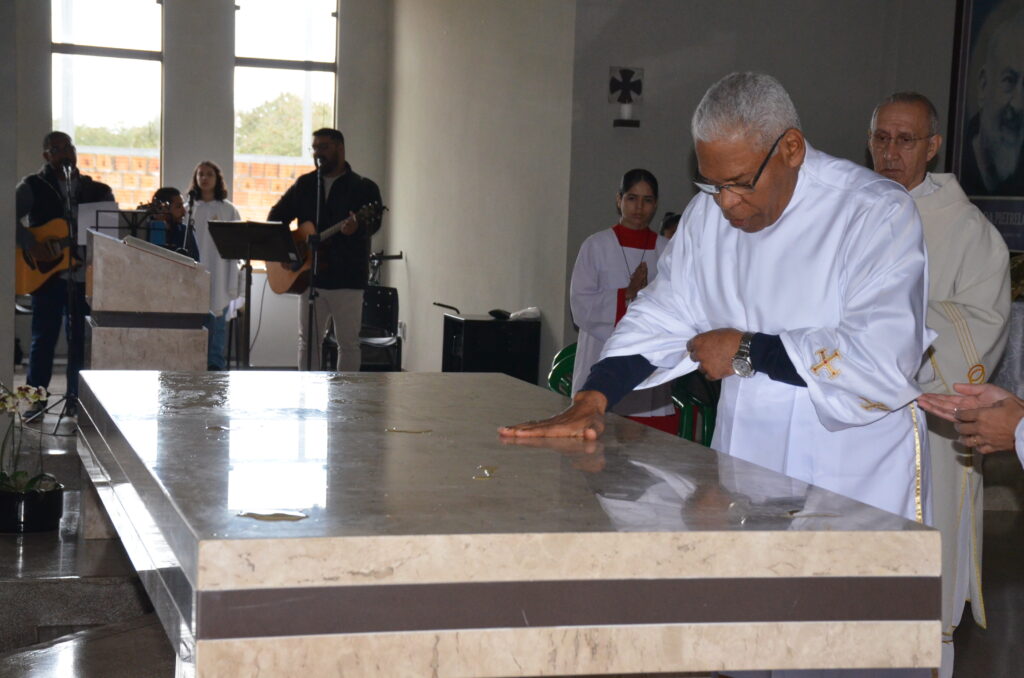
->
<box><xmin>732</xmin><ymin>357</ymin><xmax>754</xmax><ymax>378</ymax></box>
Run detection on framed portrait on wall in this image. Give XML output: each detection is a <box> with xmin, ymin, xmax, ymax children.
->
<box><xmin>950</xmin><ymin>0</ymin><xmax>1024</xmax><ymax>251</ymax></box>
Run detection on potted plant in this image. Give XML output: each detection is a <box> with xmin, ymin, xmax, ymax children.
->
<box><xmin>0</xmin><ymin>381</ymin><xmax>64</xmax><ymax>533</ymax></box>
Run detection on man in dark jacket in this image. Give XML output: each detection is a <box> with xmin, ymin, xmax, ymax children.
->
<box><xmin>268</xmin><ymin>127</ymin><xmax>384</xmax><ymax>371</ymax></box>
<box><xmin>15</xmin><ymin>131</ymin><xmax>115</xmax><ymax>418</ymax></box>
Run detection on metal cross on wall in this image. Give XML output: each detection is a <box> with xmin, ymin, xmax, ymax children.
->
<box><xmin>609</xmin><ymin>67</ymin><xmax>644</xmax><ymax>104</ymax></box>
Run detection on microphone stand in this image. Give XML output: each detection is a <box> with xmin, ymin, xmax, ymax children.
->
<box><xmin>182</xmin><ymin>190</ymin><xmax>198</xmax><ymax>260</ymax></box>
<box><xmin>39</xmin><ymin>162</ymin><xmax>80</xmax><ymax>433</ymax></box>
<box><xmin>304</xmin><ymin>160</ymin><xmax>322</xmax><ymax>371</ymax></box>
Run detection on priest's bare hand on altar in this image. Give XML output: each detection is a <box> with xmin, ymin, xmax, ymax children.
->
<box><xmin>498</xmin><ymin>390</ymin><xmax>608</xmax><ymax>441</ymax></box>
<box><xmin>917</xmin><ymin>383</ymin><xmax>1012</xmax><ymax>423</ymax></box>
<box><xmin>686</xmin><ymin>328</ymin><xmax>742</xmax><ymax>380</ymax></box>
<box><xmin>625</xmin><ymin>262</ymin><xmax>648</xmax><ymax>301</ymax></box>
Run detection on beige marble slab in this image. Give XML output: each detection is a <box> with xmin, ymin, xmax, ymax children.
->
<box><xmin>193</xmin><ymin>621</ymin><xmax>940</xmax><ymax>677</ymax></box>
<box><xmin>86</xmin><ymin>324</ymin><xmax>206</xmax><ymax>371</ymax></box>
<box><xmin>87</xmin><ymin>230</ymin><xmax>209</xmax><ymax>314</ymax></box>
<box><xmin>197</xmin><ymin>529</ymin><xmax>939</xmax><ymax>591</ymax></box>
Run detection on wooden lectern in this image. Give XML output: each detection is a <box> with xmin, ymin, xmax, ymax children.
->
<box><xmin>85</xmin><ymin>231</ymin><xmax>210</xmax><ymax>371</ymax></box>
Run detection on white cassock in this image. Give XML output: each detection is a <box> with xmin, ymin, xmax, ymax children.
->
<box><xmin>603</xmin><ymin>143</ymin><xmax>935</xmax><ymax>525</ymax></box>
<box><xmin>570</xmin><ymin>225</ymin><xmax>674</xmax><ymax>418</ymax></box>
<box><xmin>192</xmin><ymin>199</ymin><xmax>242</xmax><ymax>316</ymax></box>
<box><xmin>911</xmin><ymin>172</ymin><xmax>1010</xmax><ymax>674</ymax></box>
<box><xmin>1016</xmin><ymin>420</ymin><xmax>1024</xmax><ymax>468</ymax></box>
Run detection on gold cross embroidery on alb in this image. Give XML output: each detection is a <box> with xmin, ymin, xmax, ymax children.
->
<box><xmin>811</xmin><ymin>348</ymin><xmax>841</xmax><ymax>379</ymax></box>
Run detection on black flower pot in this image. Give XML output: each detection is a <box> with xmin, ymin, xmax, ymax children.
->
<box><xmin>0</xmin><ymin>485</ymin><xmax>65</xmax><ymax>533</ymax></box>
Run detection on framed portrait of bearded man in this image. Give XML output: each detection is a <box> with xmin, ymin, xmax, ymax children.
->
<box><xmin>951</xmin><ymin>0</ymin><xmax>1024</xmax><ymax>250</ymax></box>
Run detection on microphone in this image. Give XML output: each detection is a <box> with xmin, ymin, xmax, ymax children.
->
<box><xmin>187</xmin><ymin>188</ymin><xmax>199</xmax><ymax>203</ymax></box>
<box><xmin>61</xmin><ymin>159</ymin><xmax>73</xmax><ymax>180</ymax></box>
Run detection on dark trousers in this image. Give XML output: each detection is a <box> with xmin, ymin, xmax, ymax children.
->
<box><xmin>27</xmin><ymin>275</ymin><xmax>89</xmax><ymax>400</ymax></box>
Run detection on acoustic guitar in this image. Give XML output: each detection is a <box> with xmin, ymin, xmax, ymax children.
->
<box><xmin>15</xmin><ymin>218</ymin><xmax>77</xmax><ymax>294</ymax></box>
<box><xmin>266</xmin><ymin>202</ymin><xmax>387</xmax><ymax>295</ymax></box>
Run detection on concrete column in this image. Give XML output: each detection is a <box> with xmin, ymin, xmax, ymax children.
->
<box><xmin>162</xmin><ymin>0</ymin><xmax>236</xmax><ymax>194</ymax></box>
<box><xmin>337</xmin><ymin>0</ymin><xmax>392</xmax><ymax>213</ymax></box>
<box><xmin>3</xmin><ymin>1</ymin><xmax>52</xmax><ymax>388</ymax></box>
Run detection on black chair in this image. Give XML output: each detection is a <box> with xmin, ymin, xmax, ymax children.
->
<box><xmin>360</xmin><ymin>286</ymin><xmax>401</xmax><ymax>371</ymax></box>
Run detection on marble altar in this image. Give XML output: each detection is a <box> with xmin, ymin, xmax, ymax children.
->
<box><xmin>75</xmin><ymin>370</ymin><xmax>940</xmax><ymax>677</ymax></box>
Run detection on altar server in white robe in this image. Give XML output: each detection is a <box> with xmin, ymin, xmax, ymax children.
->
<box><xmin>570</xmin><ymin>169</ymin><xmax>675</xmax><ymax>434</ymax></box>
<box><xmin>870</xmin><ymin>92</ymin><xmax>1010</xmax><ymax>678</ymax></box>
<box><xmin>502</xmin><ymin>70</ymin><xmax>935</xmax><ymax>678</ymax></box>
<box><xmin>187</xmin><ymin>161</ymin><xmax>242</xmax><ymax>370</ymax></box>
<box><xmin>502</xmin><ymin>71</ymin><xmax>934</xmax><ymax>525</ymax></box>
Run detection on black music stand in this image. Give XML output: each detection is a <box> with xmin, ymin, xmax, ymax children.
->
<box><xmin>113</xmin><ymin>210</ymin><xmax>152</xmax><ymax>240</ymax></box>
<box><xmin>208</xmin><ymin>221</ymin><xmax>300</xmax><ymax>369</ymax></box>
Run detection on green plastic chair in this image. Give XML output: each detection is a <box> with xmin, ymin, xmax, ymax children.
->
<box><xmin>671</xmin><ymin>372</ymin><xmax>718</xmax><ymax>447</ymax></box>
<box><xmin>546</xmin><ymin>346</ymin><xmax>576</xmax><ymax>397</ymax></box>
<box><xmin>551</xmin><ymin>342</ymin><xmax>577</xmax><ymax>368</ymax></box>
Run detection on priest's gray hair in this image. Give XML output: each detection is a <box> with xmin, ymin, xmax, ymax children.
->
<box><xmin>691</xmin><ymin>72</ymin><xmax>801</xmax><ymax>150</ymax></box>
<box><xmin>871</xmin><ymin>92</ymin><xmax>940</xmax><ymax>136</ymax></box>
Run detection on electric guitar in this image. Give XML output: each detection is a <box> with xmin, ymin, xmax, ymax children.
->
<box><xmin>15</xmin><ymin>218</ymin><xmax>77</xmax><ymax>294</ymax></box>
<box><xmin>266</xmin><ymin>202</ymin><xmax>387</xmax><ymax>295</ymax></box>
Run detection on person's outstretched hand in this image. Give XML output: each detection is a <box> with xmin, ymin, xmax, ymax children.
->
<box><xmin>498</xmin><ymin>390</ymin><xmax>608</xmax><ymax>440</ymax></box>
<box><xmin>917</xmin><ymin>382</ymin><xmax>1012</xmax><ymax>422</ymax></box>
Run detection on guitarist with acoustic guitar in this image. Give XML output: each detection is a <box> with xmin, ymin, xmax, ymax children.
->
<box><xmin>267</xmin><ymin>128</ymin><xmax>384</xmax><ymax>372</ymax></box>
<box><xmin>14</xmin><ymin>131</ymin><xmax>115</xmax><ymax>419</ymax></box>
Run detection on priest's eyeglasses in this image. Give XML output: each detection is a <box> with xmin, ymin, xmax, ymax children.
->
<box><xmin>693</xmin><ymin>130</ymin><xmax>787</xmax><ymax>197</ymax></box>
<box><xmin>868</xmin><ymin>131</ymin><xmax>933</xmax><ymax>151</ymax></box>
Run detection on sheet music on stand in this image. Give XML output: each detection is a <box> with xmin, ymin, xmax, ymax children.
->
<box><xmin>78</xmin><ymin>201</ymin><xmax>119</xmax><ymax>245</ymax></box>
<box><xmin>98</xmin><ymin>209</ymin><xmax>151</xmax><ymax>239</ymax></box>
<box><xmin>207</xmin><ymin>220</ymin><xmax>300</xmax><ymax>369</ymax></box>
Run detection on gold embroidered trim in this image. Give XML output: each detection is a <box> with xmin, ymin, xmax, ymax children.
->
<box><xmin>858</xmin><ymin>397</ymin><xmax>891</xmax><ymax>412</ymax></box>
<box><xmin>969</xmin><ymin>464</ymin><xmax>988</xmax><ymax>628</ymax></box>
<box><xmin>910</xmin><ymin>402</ymin><xmax>923</xmax><ymax>524</ymax></box>
<box><xmin>941</xmin><ymin>300</ymin><xmax>985</xmax><ymax>383</ymax></box>
<box><xmin>811</xmin><ymin>348</ymin><xmax>841</xmax><ymax>379</ymax></box>
<box><xmin>929</xmin><ymin>351</ymin><xmax>952</xmax><ymax>394</ymax></box>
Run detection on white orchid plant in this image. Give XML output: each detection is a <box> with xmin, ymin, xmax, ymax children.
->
<box><xmin>0</xmin><ymin>381</ymin><xmax>58</xmax><ymax>493</ymax></box>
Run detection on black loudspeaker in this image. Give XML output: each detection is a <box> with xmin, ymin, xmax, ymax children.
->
<box><xmin>441</xmin><ymin>313</ymin><xmax>540</xmax><ymax>384</ymax></box>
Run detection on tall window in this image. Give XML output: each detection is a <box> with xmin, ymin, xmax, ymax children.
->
<box><xmin>233</xmin><ymin>0</ymin><xmax>338</xmax><ymax>221</ymax></box>
<box><xmin>51</xmin><ymin>0</ymin><xmax>162</xmax><ymax>208</ymax></box>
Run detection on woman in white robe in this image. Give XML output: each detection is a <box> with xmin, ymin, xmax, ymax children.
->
<box><xmin>187</xmin><ymin>161</ymin><xmax>241</xmax><ymax>370</ymax></box>
<box><xmin>570</xmin><ymin>169</ymin><xmax>675</xmax><ymax>434</ymax></box>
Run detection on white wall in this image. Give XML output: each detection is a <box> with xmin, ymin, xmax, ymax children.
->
<box><xmin>563</xmin><ymin>0</ymin><xmax>958</xmax><ymax>339</ymax></box>
<box><xmin>387</xmin><ymin>0</ymin><xmax>577</xmax><ymax>376</ymax></box>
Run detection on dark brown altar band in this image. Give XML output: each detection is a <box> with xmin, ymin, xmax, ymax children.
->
<box><xmin>196</xmin><ymin>576</ymin><xmax>939</xmax><ymax>640</ymax></box>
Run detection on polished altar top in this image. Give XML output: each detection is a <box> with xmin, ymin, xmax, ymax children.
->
<box><xmin>79</xmin><ymin>370</ymin><xmax>935</xmax><ymax>589</ymax></box>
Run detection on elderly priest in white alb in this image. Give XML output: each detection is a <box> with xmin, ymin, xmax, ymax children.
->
<box><xmin>870</xmin><ymin>92</ymin><xmax>1010</xmax><ymax>678</ymax></box>
<box><xmin>502</xmin><ymin>70</ymin><xmax>935</xmax><ymax>678</ymax></box>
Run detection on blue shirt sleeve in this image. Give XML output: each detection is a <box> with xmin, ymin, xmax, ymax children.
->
<box><xmin>581</xmin><ymin>354</ymin><xmax>656</xmax><ymax>407</ymax></box>
<box><xmin>580</xmin><ymin>332</ymin><xmax>805</xmax><ymax>406</ymax></box>
<box><xmin>750</xmin><ymin>333</ymin><xmax>806</xmax><ymax>387</ymax></box>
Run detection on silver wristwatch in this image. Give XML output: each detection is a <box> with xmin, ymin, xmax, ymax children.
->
<box><xmin>731</xmin><ymin>331</ymin><xmax>756</xmax><ymax>378</ymax></box>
